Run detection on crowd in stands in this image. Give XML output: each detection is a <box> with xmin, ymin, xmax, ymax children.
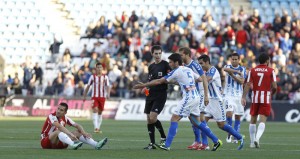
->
<box><xmin>1</xmin><ymin>8</ymin><xmax>300</xmax><ymax>103</ymax></box>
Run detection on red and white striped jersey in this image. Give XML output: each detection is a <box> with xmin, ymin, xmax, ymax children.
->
<box><xmin>247</xmin><ymin>64</ymin><xmax>276</xmax><ymax>104</ymax></box>
<box><xmin>88</xmin><ymin>74</ymin><xmax>110</xmax><ymax>98</ymax></box>
<box><xmin>40</xmin><ymin>112</ymin><xmax>75</xmax><ymax>139</ymax></box>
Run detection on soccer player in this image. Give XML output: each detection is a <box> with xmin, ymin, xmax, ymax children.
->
<box><xmin>198</xmin><ymin>55</ymin><xmax>244</xmax><ymax>150</ymax></box>
<box><xmin>83</xmin><ymin>63</ymin><xmax>110</xmax><ymax>133</ymax></box>
<box><xmin>223</xmin><ymin>53</ymin><xmax>247</xmax><ymax>143</ymax></box>
<box><xmin>142</xmin><ymin>45</ymin><xmax>171</xmax><ymax>150</ymax></box>
<box><xmin>134</xmin><ymin>53</ymin><xmax>222</xmax><ymax>151</ymax></box>
<box><xmin>40</xmin><ymin>102</ymin><xmax>108</xmax><ymax>150</ymax></box>
<box><xmin>178</xmin><ymin>47</ymin><xmax>210</xmax><ymax>150</ymax></box>
<box><xmin>242</xmin><ymin>53</ymin><xmax>277</xmax><ymax>148</ymax></box>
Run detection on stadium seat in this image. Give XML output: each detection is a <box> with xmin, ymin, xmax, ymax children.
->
<box><xmin>211</xmin><ymin>0</ymin><xmax>219</xmax><ymax>6</ymax></box>
<box><xmin>261</xmin><ymin>1</ymin><xmax>269</xmax><ymax>8</ymax></box>
<box><xmin>280</xmin><ymin>1</ymin><xmax>290</xmax><ymax>9</ymax></box>
<box><xmin>252</xmin><ymin>0</ymin><xmax>260</xmax><ymax>8</ymax></box>
<box><xmin>264</xmin><ymin>8</ymin><xmax>274</xmax><ymax>16</ymax></box>
<box><xmin>191</xmin><ymin>0</ymin><xmax>201</xmax><ymax>6</ymax></box>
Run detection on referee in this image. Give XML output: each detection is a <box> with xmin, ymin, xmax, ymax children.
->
<box><xmin>143</xmin><ymin>45</ymin><xmax>171</xmax><ymax>149</ymax></box>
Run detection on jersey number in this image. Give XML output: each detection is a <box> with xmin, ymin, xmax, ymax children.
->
<box><xmin>257</xmin><ymin>73</ymin><xmax>264</xmax><ymax>86</ymax></box>
<box><xmin>187</xmin><ymin>72</ymin><xmax>194</xmax><ymax>85</ymax></box>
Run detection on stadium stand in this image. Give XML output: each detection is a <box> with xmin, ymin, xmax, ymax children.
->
<box><xmin>0</xmin><ymin>0</ymin><xmax>300</xmax><ymax>102</ymax></box>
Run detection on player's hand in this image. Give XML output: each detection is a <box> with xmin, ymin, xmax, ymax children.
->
<box><xmin>204</xmin><ymin>96</ymin><xmax>209</xmax><ymax>106</ymax></box>
<box><xmin>241</xmin><ymin>98</ymin><xmax>246</xmax><ymax>106</ymax></box>
<box><xmin>133</xmin><ymin>84</ymin><xmax>144</xmax><ymax>89</ymax></box>
<box><xmin>82</xmin><ymin>132</ymin><xmax>91</xmax><ymax>139</ymax></box>
<box><xmin>70</xmin><ymin>134</ymin><xmax>78</xmax><ymax>141</ymax></box>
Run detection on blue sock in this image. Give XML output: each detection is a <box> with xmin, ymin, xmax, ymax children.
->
<box><xmin>165</xmin><ymin>122</ymin><xmax>178</xmax><ymax>147</ymax></box>
<box><xmin>234</xmin><ymin>120</ymin><xmax>240</xmax><ymax>133</ymax></box>
<box><xmin>200</xmin><ymin>122</ymin><xmax>208</xmax><ymax>145</ymax></box>
<box><xmin>198</xmin><ymin>121</ymin><xmax>218</xmax><ymax>143</ymax></box>
<box><xmin>226</xmin><ymin>117</ymin><xmax>233</xmax><ymax>126</ymax></box>
<box><xmin>192</xmin><ymin>125</ymin><xmax>201</xmax><ymax>143</ymax></box>
<box><xmin>222</xmin><ymin>124</ymin><xmax>242</xmax><ymax>140</ymax></box>
<box><xmin>234</xmin><ymin>120</ymin><xmax>241</xmax><ymax>140</ymax></box>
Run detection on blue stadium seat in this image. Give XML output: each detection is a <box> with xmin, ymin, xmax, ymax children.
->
<box><xmin>280</xmin><ymin>1</ymin><xmax>290</xmax><ymax>9</ymax></box>
<box><xmin>211</xmin><ymin>0</ymin><xmax>219</xmax><ymax>6</ymax></box>
<box><xmin>264</xmin><ymin>8</ymin><xmax>273</xmax><ymax>16</ymax></box>
<box><xmin>220</xmin><ymin>0</ymin><xmax>229</xmax><ymax>6</ymax></box>
<box><xmin>261</xmin><ymin>1</ymin><xmax>269</xmax><ymax>8</ymax></box>
<box><xmin>252</xmin><ymin>0</ymin><xmax>260</xmax><ymax>8</ymax></box>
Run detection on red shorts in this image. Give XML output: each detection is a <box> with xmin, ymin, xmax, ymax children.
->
<box><xmin>92</xmin><ymin>97</ymin><xmax>106</xmax><ymax>111</ymax></box>
<box><xmin>250</xmin><ymin>103</ymin><xmax>271</xmax><ymax>116</ymax></box>
<box><xmin>41</xmin><ymin>137</ymin><xmax>68</xmax><ymax>149</ymax></box>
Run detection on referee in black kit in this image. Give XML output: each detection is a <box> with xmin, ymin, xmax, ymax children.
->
<box><xmin>143</xmin><ymin>45</ymin><xmax>171</xmax><ymax>149</ymax></box>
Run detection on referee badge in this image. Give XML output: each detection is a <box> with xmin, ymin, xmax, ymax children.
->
<box><xmin>158</xmin><ymin>72</ymin><xmax>162</xmax><ymax>76</ymax></box>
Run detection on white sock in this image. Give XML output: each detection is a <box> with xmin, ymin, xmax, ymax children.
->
<box><xmin>79</xmin><ymin>135</ymin><xmax>97</xmax><ymax>147</ymax></box>
<box><xmin>98</xmin><ymin>115</ymin><xmax>102</xmax><ymax>129</ymax></box>
<box><xmin>93</xmin><ymin>113</ymin><xmax>98</xmax><ymax>129</ymax></box>
<box><xmin>256</xmin><ymin>122</ymin><xmax>265</xmax><ymax>142</ymax></box>
<box><xmin>249</xmin><ymin>124</ymin><xmax>256</xmax><ymax>144</ymax></box>
<box><xmin>58</xmin><ymin>132</ymin><xmax>74</xmax><ymax>145</ymax></box>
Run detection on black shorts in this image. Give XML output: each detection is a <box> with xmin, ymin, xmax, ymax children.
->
<box><xmin>144</xmin><ymin>91</ymin><xmax>167</xmax><ymax>114</ymax></box>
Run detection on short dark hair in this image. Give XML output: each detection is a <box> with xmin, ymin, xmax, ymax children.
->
<box><xmin>168</xmin><ymin>53</ymin><xmax>182</xmax><ymax>65</ymax></box>
<box><xmin>59</xmin><ymin>102</ymin><xmax>68</xmax><ymax>111</ymax></box>
<box><xmin>230</xmin><ymin>53</ymin><xmax>240</xmax><ymax>59</ymax></box>
<box><xmin>96</xmin><ymin>62</ymin><xmax>102</xmax><ymax>67</ymax></box>
<box><xmin>151</xmin><ymin>45</ymin><xmax>162</xmax><ymax>53</ymax></box>
<box><xmin>258</xmin><ymin>53</ymin><xmax>270</xmax><ymax>64</ymax></box>
<box><xmin>198</xmin><ymin>55</ymin><xmax>210</xmax><ymax>64</ymax></box>
<box><xmin>179</xmin><ymin>47</ymin><xmax>192</xmax><ymax>56</ymax></box>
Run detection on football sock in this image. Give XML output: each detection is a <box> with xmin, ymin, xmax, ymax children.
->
<box><xmin>93</xmin><ymin>113</ymin><xmax>98</xmax><ymax>129</ymax></box>
<box><xmin>256</xmin><ymin>122</ymin><xmax>265</xmax><ymax>142</ymax></box>
<box><xmin>79</xmin><ymin>135</ymin><xmax>97</xmax><ymax>147</ymax></box>
<box><xmin>222</xmin><ymin>124</ymin><xmax>242</xmax><ymax>140</ymax></box>
<box><xmin>249</xmin><ymin>124</ymin><xmax>256</xmax><ymax>144</ymax></box>
<box><xmin>200</xmin><ymin>122</ymin><xmax>208</xmax><ymax>145</ymax></box>
<box><xmin>147</xmin><ymin>123</ymin><xmax>155</xmax><ymax>144</ymax></box>
<box><xmin>165</xmin><ymin>122</ymin><xmax>178</xmax><ymax>147</ymax></box>
<box><xmin>234</xmin><ymin>120</ymin><xmax>241</xmax><ymax>133</ymax></box>
<box><xmin>198</xmin><ymin>121</ymin><xmax>218</xmax><ymax>143</ymax></box>
<box><xmin>192</xmin><ymin>125</ymin><xmax>201</xmax><ymax>143</ymax></box>
<box><xmin>154</xmin><ymin>120</ymin><xmax>166</xmax><ymax>139</ymax></box>
<box><xmin>98</xmin><ymin>115</ymin><xmax>102</xmax><ymax>129</ymax></box>
<box><xmin>226</xmin><ymin>116</ymin><xmax>233</xmax><ymax>138</ymax></box>
<box><xmin>58</xmin><ymin>132</ymin><xmax>74</xmax><ymax>145</ymax></box>
<box><xmin>226</xmin><ymin>116</ymin><xmax>233</xmax><ymax>126</ymax></box>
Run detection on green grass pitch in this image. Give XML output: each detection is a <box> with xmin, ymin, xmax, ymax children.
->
<box><xmin>0</xmin><ymin>117</ymin><xmax>299</xmax><ymax>159</ymax></box>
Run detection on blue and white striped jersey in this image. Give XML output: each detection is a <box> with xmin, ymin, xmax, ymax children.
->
<box><xmin>223</xmin><ymin>65</ymin><xmax>247</xmax><ymax>97</ymax></box>
<box><xmin>185</xmin><ymin>60</ymin><xmax>205</xmax><ymax>93</ymax></box>
<box><xmin>206</xmin><ymin>66</ymin><xmax>223</xmax><ymax>99</ymax></box>
<box><xmin>164</xmin><ymin>66</ymin><xmax>200</xmax><ymax>98</ymax></box>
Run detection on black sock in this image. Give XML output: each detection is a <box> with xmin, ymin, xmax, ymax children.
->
<box><xmin>147</xmin><ymin>123</ymin><xmax>155</xmax><ymax>144</ymax></box>
<box><xmin>154</xmin><ymin>120</ymin><xmax>166</xmax><ymax>139</ymax></box>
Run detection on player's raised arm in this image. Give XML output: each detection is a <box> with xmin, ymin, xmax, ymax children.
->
<box><xmin>133</xmin><ymin>77</ymin><xmax>167</xmax><ymax>89</ymax></box>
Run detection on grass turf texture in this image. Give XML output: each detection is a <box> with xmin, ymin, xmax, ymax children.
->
<box><xmin>0</xmin><ymin>117</ymin><xmax>299</xmax><ymax>159</ymax></box>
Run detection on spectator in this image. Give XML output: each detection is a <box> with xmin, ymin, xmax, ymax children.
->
<box><xmin>49</xmin><ymin>36</ymin><xmax>63</xmax><ymax>63</ymax></box>
<box><xmin>11</xmin><ymin>78</ymin><xmax>22</xmax><ymax>95</ymax></box>
<box><xmin>129</xmin><ymin>10</ymin><xmax>138</xmax><ymax>26</ymax></box>
<box><xmin>44</xmin><ymin>81</ymin><xmax>54</xmax><ymax>96</ymax></box>
<box><xmin>74</xmin><ymin>80</ymin><xmax>85</xmax><ymax>96</ymax></box>
<box><xmin>33</xmin><ymin>62</ymin><xmax>43</xmax><ymax>85</ymax></box>
<box><xmin>115</xmin><ymin>71</ymin><xmax>129</xmax><ymax>98</ymax></box>
<box><xmin>53</xmin><ymin>77</ymin><xmax>64</xmax><ymax>96</ymax></box>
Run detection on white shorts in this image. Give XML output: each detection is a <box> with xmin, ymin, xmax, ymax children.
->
<box><xmin>204</xmin><ymin>98</ymin><xmax>226</xmax><ymax>122</ymax></box>
<box><xmin>173</xmin><ymin>96</ymin><xmax>200</xmax><ymax>118</ymax></box>
<box><xmin>224</xmin><ymin>97</ymin><xmax>245</xmax><ymax>115</ymax></box>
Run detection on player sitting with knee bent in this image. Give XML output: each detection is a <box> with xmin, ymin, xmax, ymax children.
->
<box><xmin>40</xmin><ymin>102</ymin><xmax>108</xmax><ymax>150</ymax></box>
